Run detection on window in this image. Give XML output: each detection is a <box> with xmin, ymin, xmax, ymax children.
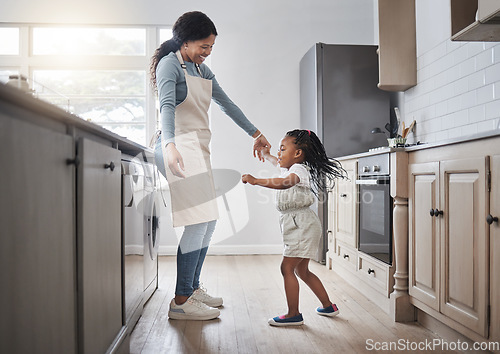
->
<box><xmin>0</xmin><ymin>28</ymin><xmax>19</xmax><ymax>55</ymax></box>
<box><xmin>0</xmin><ymin>24</ymin><xmax>171</xmax><ymax>146</ymax></box>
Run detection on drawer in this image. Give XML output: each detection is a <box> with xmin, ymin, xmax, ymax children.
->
<box><xmin>358</xmin><ymin>254</ymin><xmax>388</xmax><ymax>294</ymax></box>
<box><xmin>336</xmin><ymin>243</ymin><xmax>357</xmax><ymax>271</ymax></box>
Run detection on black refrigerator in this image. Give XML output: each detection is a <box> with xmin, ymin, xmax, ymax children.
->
<box><xmin>299</xmin><ymin>43</ymin><xmax>395</xmax><ymax>264</ymax></box>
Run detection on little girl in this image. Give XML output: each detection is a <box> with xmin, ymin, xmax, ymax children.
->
<box><xmin>242</xmin><ymin>129</ymin><xmax>346</xmax><ymax>326</ymax></box>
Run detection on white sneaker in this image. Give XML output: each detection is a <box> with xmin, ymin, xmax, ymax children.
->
<box><xmin>168</xmin><ymin>297</ymin><xmax>220</xmax><ymax>320</ymax></box>
<box><xmin>191</xmin><ymin>284</ymin><xmax>223</xmax><ymax>307</ymax></box>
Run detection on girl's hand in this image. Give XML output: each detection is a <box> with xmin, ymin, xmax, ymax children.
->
<box><xmin>253</xmin><ymin>133</ymin><xmax>271</xmax><ymax>162</ymax></box>
<box><xmin>166</xmin><ymin>143</ymin><xmax>185</xmax><ymax>178</ymax></box>
<box><xmin>241</xmin><ymin>174</ymin><xmax>256</xmax><ymax>185</ymax></box>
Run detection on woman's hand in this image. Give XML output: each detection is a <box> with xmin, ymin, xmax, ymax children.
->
<box><xmin>241</xmin><ymin>174</ymin><xmax>257</xmax><ymax>185</ymax></box>
<box><xmin>252</xmin><ymin>131</ymin><xmax>271</xmax><ymax>162</ymax></box>
<box><xmin>166</xmin><ymin>143</ymin><xmax>185</xmax><ymax>178</ymax></box>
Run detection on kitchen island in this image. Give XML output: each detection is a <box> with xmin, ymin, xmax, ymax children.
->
<box><xmin>0</xmin><ymin>83</ymin><xmax>152</xmax><ymax>354</ymax></box>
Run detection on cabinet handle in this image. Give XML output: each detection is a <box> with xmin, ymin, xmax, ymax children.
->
<box><xmin>104</xmin><ymin>161</ymin><xmax>115</xmax><ymax>171</ymax></box>
<box><xmin>429</xmin><ymin>209</ymin><xmax>435</xmax><ymax>216</ymax></box>
<box><xmin>368</xmin><ymin>268</ymin><xmax>375</xmax><ymax>275</ymax></box>
<box><xmin>343</xmin><ymin>254</ymin><xmax>349</xmax><ymax>259</ymax></box>
<box><xmin>487</xmin><ymin>214</ymin><xmax>499</xmax><ymax>225</ymax></box>
<box><xmin>340</xmin><ymin>194</ymin><xmax>347</xmax><ymax>198</ymax></box>
<box><xmin>434</xmin><ymin>209</ymin><xmax>443</xmax><ymax>216</ymax></box>
<box><xmin>66</xmin><ymin>156</ymin><xmax>80</xmax><ymax>167</ymax></box>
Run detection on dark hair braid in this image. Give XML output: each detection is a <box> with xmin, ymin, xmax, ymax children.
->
<box><xmin>286</xmin><ymin>129</ymin><xmax>347</xmax><ymax>195</ymax></box>
<box><xmin>150</xmin><ymin>11</ymin><xmax>218</xmax><ymax>91</ymax></box>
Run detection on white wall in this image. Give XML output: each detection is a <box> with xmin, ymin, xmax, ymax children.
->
<box><xmin>0</xmin><ymin>0</ymin><xmax>377</xmax><ymax>254</ymax></box>
<box><xmin>403</xmin><ymin>0</ymin><xmax>500</xmax><ymax>144</ymax></box>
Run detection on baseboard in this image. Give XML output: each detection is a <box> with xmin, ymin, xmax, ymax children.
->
<box><xmin>125</xmin><ymin>245</ymin><xmax>143</xmax><ymax>255</ymax></box>
<box><xmin>158</xmin><ymin>244</ymin><xmax>283</xmax><ymax>256</ymax></box>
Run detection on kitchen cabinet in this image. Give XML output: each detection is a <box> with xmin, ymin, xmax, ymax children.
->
<box><xmin>490</xmin><ymin>155</ymin><xmax>500</xmax><ymax>343</ymax></box>
<box><xmin>77</xmin><ymin>138</ymin><xmax>123</xmax><ymax>354</ymax></box>
<box><xmin>409</xmin><ymin>154</ymin><xmax>489</xmax><ymax>337</ymax></box>
<box><xmin>333</xmin><ymin>159</ymin><xmax>357</xmax><ymax>248</ymax></box>
<box><xmin>0</xmin><ymin>84</ymin><xmax>139</xmax><ymax>354</ymax></box>
<box><xmin>327</xmin><ymin>156</ymin><xmax>395</xmax><ymax>313</ymax></box>
<box><xmin>451</xmin><ymin>0</ymin><xmax>500</xmax><ymax>41</ymax></box>
<box><xmin>408</xmin><ymin>162</ymin><xmax>440</xmax><ymax>311</ymax></box>
<box><xmin>377</xmin><ymin>0</ymin><xmax>417</xmax><ymax>91</ymax></box>
<box><xmin>0</xmin><ymin>115</ymin><xmax>77</xmax><ymax>353</ymax></box>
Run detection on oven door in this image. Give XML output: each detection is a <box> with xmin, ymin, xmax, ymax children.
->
<box><xmin>356</xmin><ymin>177</ymin><xmax>392</xmax><ymax>264</ymax></box>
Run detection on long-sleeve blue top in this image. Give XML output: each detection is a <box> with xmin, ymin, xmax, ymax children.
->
<box><xmin>156</xmin><ymin>51</ymin><xmax>258</xmax><ymax>145</ymax></box>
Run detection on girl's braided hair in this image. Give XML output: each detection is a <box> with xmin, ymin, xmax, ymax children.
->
<box><xmin>286</xmin><ymin>129</ymin><xmax>347</xmax><ymax>195</ymax></box>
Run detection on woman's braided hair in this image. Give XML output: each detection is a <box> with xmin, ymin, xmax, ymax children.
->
<box><xmin>286</xmin><ymin>129</ymin><xmax>347</xmax><ymax>195</ymax></box>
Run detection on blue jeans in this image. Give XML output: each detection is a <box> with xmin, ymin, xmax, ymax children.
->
<box><xmin>176</xmin><ymin>220</ymin><xmax>217</xmax><ymax>297</ymax></box>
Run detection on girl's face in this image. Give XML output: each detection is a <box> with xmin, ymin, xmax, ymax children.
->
<box><xmin>277</xmin><ymin>136</ymin><xmax>303</xmax><ymax>169</ymax></box>
<box><xmin>183</xmin><ymin>34</ymin><xmax>216</xmax><ymax>65</ymax></box>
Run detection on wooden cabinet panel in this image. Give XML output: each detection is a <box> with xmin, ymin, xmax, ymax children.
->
<box><xmin>336</xmin><ymin>243</ymin><xmax>358</xmax><ymax>271</ymax></box>
<box><xmin>440</xmin><ymin>158</ymin><xmax>488</xmax><ymax>337</ymax></box>
<box><xmin>335</xmin><ymin>160</ymin><xmax>357</xmax><ymax>248</ymax></box>
<box><xmin>409</xmin><ymin>162</ymin><xmax>440</xmax><ymax>311</ymax></box>
<box><xmin>77</xmin><ymin>138</ymin><xmax>122</xmax><ymax>354</ymax></box>
<box><xmin>490</xmin><ymin>155</ymin><xmax>500</xmax><ymax>342</ymax></box>
<box><xmin>359</xmin><ymin>254</ymin><xmax>389</xmax><ymax>294</ymax></box>
<box><xmin>0</xmin><ymin>116</ymin><xmax>76</xmax><ymax>353</ymax></box>
<box><xmin>377</xmin><ymin>0</ymin><xmax>417</xmax><ymax>91</ymax></box>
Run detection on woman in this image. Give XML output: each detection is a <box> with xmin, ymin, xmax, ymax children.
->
<box><xmin>150</xmin><ymin>11</ymin><xmax>270</xmax><ymax>321</ymax></box>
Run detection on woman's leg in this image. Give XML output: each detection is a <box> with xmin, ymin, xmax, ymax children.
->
<box><xmin>280</xmin><ymin>256</ymin><xmax>304</xmax><ymax>317</ymax></box>
<box><xmin>174</xmin><ymin>222</ymin><xmax>210</xmax><ymax>304</ymax></box>
<box><xmin>295</xmin><ymin>258</ymin><xmax>332</xmax><ymax>308</ymax></box>
<box><xmin>192</xmin><ymin>220</ymin><xmax>217</xmax><ymax>290</ymax></box>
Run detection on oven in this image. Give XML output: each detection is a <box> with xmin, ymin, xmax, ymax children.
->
<box><xmin>356</xmin><ymin>154</ymin><xmax>392</xmax><ymax>265</ymax></box>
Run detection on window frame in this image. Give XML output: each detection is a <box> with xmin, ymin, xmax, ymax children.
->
<box><xmin>0</xmin><ymin>23</ymin><xmax>169</xmax><ymax>147</ymax></box>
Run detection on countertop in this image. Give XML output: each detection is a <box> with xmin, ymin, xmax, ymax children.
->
<box><xmin>0</xmin><ymin>83</ymin><xmax>152</xmax><ymax>157</ymax></box>
<box><xmin>335</xmin><ymin>129</ymin><xmax>500</xmax><ymax>161</ymax></box>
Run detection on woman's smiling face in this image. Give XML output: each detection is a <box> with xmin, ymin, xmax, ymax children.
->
<box><xmin>183</xmin><ymin>34</ymin><xmax>216</xmax><ymax>65</ymax></box>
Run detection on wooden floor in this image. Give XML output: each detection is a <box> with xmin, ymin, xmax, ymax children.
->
<box><xmin>130</xmin><ymin>255</ymin><xmax>458</xmax><ymax>354</ymax></box>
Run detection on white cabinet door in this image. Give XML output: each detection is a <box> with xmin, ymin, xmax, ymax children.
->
<box><xmin>408</xmin><ymin>162</ymin><xmax>440</xmax><ymax>311</ymax></box>
<box><xmin>77</xmin><ymin>138</ymin><xmax>122</xmax><ymax>354</ymax></box>
<box><xmin>0</xmin><ymin>116</ymin><xmax>76</xmax><ymax>353</ymax></box>
<box><xmin>490</xmin><ymin>155</ymin><xmax>500</xmax><ymax>342</ymax></box>
<box><xmin>335</xmin><ymin>159</ymin><xmax>357</xmax><ymax>248</ymax></box>
<box><xmin>439</xmin><ymin>157</ymin><xmax>488</xmax><ymax>338</ymax></box>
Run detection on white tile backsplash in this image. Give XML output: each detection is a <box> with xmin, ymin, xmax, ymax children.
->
<box><xmin>405</xmin><ymin>41</ymin><xmax>500</xmax><ymax>144</ymax></box>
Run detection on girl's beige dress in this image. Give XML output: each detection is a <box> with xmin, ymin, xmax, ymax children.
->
<box><xmin>276</xmin><ymin>163</ymin><xmax>322</xmax><ymax>259</ymax></box>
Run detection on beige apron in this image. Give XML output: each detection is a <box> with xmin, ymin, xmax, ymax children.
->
<box><xmin>161</xmin><ymin>51</ymin><xmax>219</xmax><ymax>227</ymax></box>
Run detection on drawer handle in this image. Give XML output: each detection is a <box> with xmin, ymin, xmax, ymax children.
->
<box><xmin>343</xmin><ymin>254</ymin><xmax>349</xmax><ymax>259</ymax></box>
<box><xmin>368</xmin><ymin>268</ymin><xmax>375</xmax><ymax>275</ymax></box>
<box><xmin>104</xmin><ymin>161</ymin><xmax>115</xmax><ymax>171</ymax></box>
<box><xmin>66</xmin><ymin>156</ymin><xmax>80</xmax><ymax>167</ymax></box>
<box><xmin>340</xmin><ymin>194</ymin><xmax>347</xmax><ymax>198</ymax></box>
<box><xmin>487</xmin><ymin>214</ymin><xmax>498</xmax><ymax>225</ymax></box>
<box><xmin>430</xmin><ymin>208</ymin><xmax>443</xmax><ymax>217</ymax></box>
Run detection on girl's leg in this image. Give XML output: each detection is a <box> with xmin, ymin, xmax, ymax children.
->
<box><xmin>295</xmin><ymin>258</ymin><xmax>332</xmax><ymax>308</ymax></box>
<box><xmin>192</xmin><ymin>220</ymin><xmax>217</xmax><ymax>290</ymax></box>
<box><xmin>174</xmin><ymin>222</ymin><xmax>210</xmax><ymax>304</ymax></box>
<box><xmin>280</xmin><ymin>256</ymin><xmax>304</xmax><ymax>317</ymax></box>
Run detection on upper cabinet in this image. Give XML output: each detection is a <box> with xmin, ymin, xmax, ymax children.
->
<box><xmin>377</xmin><ymin>0</ymin><xmax>417</xmax><ymax>92</ymax></box>
<box><xmin>451</xmin><ymin>0</ymin><xmax>500</xmax><ymax>41</ymax></box>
